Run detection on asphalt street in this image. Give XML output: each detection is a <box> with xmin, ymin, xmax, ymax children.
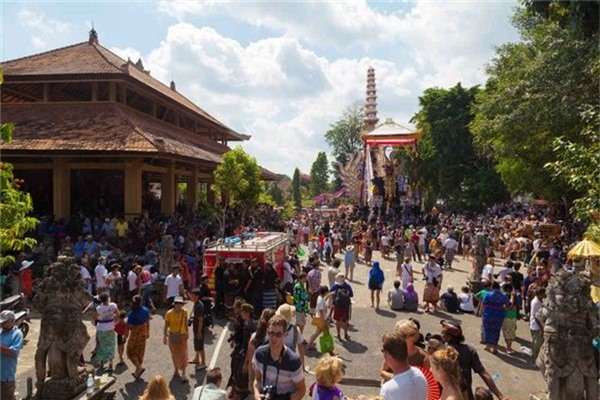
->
<box><xmin>14</xmin><ymin>250</ymin><xmax>546</xmax><ymax>399</ymax></box>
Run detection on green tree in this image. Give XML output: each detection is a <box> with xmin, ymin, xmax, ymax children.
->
<box><xmin>264</xmin><ymin>181</ymin><xmax>285</xmax><ymax>206</ymax></box>
<box><xmin>471</xmin><ymin>1</ymin><xmax>599</xmax><ymax>200</ymax></box>
<box><xmin>213</xmin><ymin>146</ymin><xmax>262</xmax><ymax>226</ymax></box>
<box><xmin>324</xmin><ymin>102</ymin><xmax>364</xmax><ymax>188</ymax></box>
<box><xmin>0</xmin><ymin>69</ymin><xmax>38</xmax><ymax>269</ymax></box>
<box><xmin>291</xmin><ymin>168</ymin><xmax>302</xmax><ymax>208</ymax></box>
<box><xmin>545</xmin><ymin>106</ymin><xmax>600</xmax><ymax>222</ymax></box>
<box><xmin>310</xmin><ymin>152</ymin><xmax>329</xmax><ymax>197</ymax></box>
<box><xmin>412</xmin><ymin>83</ymin><xmax>508</xmax><ymax>211</ymax></box>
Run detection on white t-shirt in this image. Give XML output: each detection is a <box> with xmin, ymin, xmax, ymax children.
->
<box><xmin>95</xmin><ymin>264</ymin><xmax>108</xmax><ymax>289</ymax></box>
<box><xmin>458</xmin><ymin>292</ymin><xmax>475</xmax><ymax>312</ymax></box>
<box><xmin>400</xmin><ymin>263</ymin><xmax>413</xmax><ymax>289</ymax></box>
<box><xmin>530</xmin><ymin>296</ymin><xmax>543</xmax><ymax>331</ymax></box>
<box><xmin>164</xmin><ymin>274</ymin><xmax>182</xmax><ymax>298</ymax></box>
<box><xmin>380</xmin><ymin>367</ymin><xmax>427</xmax><ymax>400</ymax></box>
<box><xmin>497</xmin><ymin>267</ymin><xmax>513</xmax><ymax>282</ymax></box>
<box><xmin>316</xmin><ymin>295</ymin><xmax>328</xmax><ymax>319</ymax></box>
<box><xmin>482</xmin><ymin>264</ymin><xmax>494</xmax><ymax>281</ymax></box>
<box><xmin>96</xmin><ymin>302</ymin><xmax>117</xmax><ymax>331</ymax></box>
<box><xmin>80</xmin><ymin>266</ymin><xmax>92</xmax><ymax>294</ymax></box>
<box><xmin>127</xmin><ymin>270</ymin><xmax>139</xmax><ymax>292</ymax></box>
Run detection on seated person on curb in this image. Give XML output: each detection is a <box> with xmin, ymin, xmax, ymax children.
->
<box><xmin>440</xmin><ymin>285</ymin><xmax>460</xmax><ymax>313</ymax></box>
<box><xmin>458</xmin><ymin>286</ymin><xmax>475</xmax><ymax>314</ymax></box>
<box><xmin>252</xmin><ymin>315</ymin><xmax>306</xmax><ymax>400</ymax></box>
<box><xmin>388</xmin><ymin>280</ymin><xmax>405</xmax><ymax>311</ymax></box>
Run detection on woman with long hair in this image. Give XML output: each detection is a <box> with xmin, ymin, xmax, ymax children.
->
<box><xmin>138</xmin><ymin>375</ymin><xmax>175</xmax><ymax>400</ymax></box>
<box><xmin>126</xmin><ymin>295</ymin><xmax>150</xmax><ymax>380</ymax></box>
<box><xmin>431</xmin><ymin>347</ymin><xmax>464</xmax><ymax>400</ymax></box>
<box><xmin>380</xmin><ymin>319</ymin><xmax>430</xmax><ymax>382</ymax></box>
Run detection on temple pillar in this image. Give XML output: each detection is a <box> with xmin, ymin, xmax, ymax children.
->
<box><xmin>124</xmin><ymin>160</ymin><xmax>142</xmax><ymax>220</ymax></box>
<box><xmin>161</xmin><ymin>161</ymin><xmax>176</xmax><ymax>215</ymax></box>
<box><xmin>187</xmin><ymin>168</ymin><xmax>199</xmax><ymax>211</ymax></box>
<box><xmin>52</xmin><ymin>159</ymin><xmax>70</xmax><ymax>220</ymax></box>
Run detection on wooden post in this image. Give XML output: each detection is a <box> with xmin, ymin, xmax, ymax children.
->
<box><xmin>109</xmin><ymin>82</ymin><xmax>116</xmax><ymax>101</ymax></box>
<box><xmin>206</xmin><ymin>180</ymin><xmax>216</xmax><ymax>206</ymax></box>
<box><xmin>124</xmin><ymin>160</ymin><xmax>143</xmax><ymax>220</ymax></box>
<box><xmin>52</xmin><ymin>159</ymin><xmax>70</xmax><ymax>220</ymax></box>
<box><xmin>187</xmin><ymin>168</ymin><xmax>199</xmax><ymax>212</ymax></box>
<box><xmin>91</xmin><ymin>82</ymin><xmax>98</xmax><ymax>101</ymax></box>
<box><xmin>43</xmin><ymin>83</ymin><xmax>50</xmax><ymax>102</ymax></box>
<box><xmin>161</xmin><ymin>161</ymin><xmax>176</xmax><ymax>215</ymax></box>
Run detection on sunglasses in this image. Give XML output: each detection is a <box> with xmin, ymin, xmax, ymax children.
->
<box><xmin>268</xmin><ymin>331</ymin><xmax>285</xmax><ymax>338</ymax></box>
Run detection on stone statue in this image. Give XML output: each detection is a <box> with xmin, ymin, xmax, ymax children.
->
<box><xmin>536</xmin><ymin>269</ymin><xmax>599</xmax><ymax>400</ymax></box>
<box><xmin>159</xmin><ymin>234</ymin><xmax>174</xmax><ymax>275</ymax></box>
<box><xmin>34</xmin><ymin>256</ymin><xmax>91</xmax><ymax>399</ymax></box>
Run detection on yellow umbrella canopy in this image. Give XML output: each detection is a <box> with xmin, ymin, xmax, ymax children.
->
<box><xmin>568</xmin><ymin>234</ymin><xmax>600</xmax><ymax>259</ymax></box>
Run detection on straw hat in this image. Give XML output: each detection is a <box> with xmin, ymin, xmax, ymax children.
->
<box><xmin>276</xmin><ymin>304</ymin><xmax>296</xmax><ymax>324</ymax></box>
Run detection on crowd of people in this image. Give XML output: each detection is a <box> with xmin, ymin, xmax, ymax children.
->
<box><xmin>1</xmin><ymin>199</ymin><xmax>592</xmax><ymax>400</ymax></box>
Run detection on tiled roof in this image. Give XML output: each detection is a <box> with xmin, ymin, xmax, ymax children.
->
<box><xmin>2</xmin><ymin>41</ymin><xmax>248</xmax><ymax>141</ymax></box>
<box><xmin>0</xmin><ymin>102</ymin><xmax>228</xmax><ymax>164</ymax></box>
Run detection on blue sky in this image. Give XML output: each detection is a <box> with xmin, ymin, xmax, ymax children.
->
<box><xmin>1</xmin><ymin>0</ymin><xmax>520</xmax><ymax>177</ymax></box>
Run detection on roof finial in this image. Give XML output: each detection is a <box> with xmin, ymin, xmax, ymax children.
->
<box><xmin>170</xmin><ymin>80</ymin><xmax>176</xmax><ymax>91</ymax></box>
<box><xmin>89</xmin><ymin>22</ymin><xmax>98</xmax><ymax>45</ymax></box>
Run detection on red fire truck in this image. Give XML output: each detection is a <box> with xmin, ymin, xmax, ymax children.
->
<box><xmin>202</xmin><ymin>232</ymin><xmax>289</xmax><ymax>292</ymax></box>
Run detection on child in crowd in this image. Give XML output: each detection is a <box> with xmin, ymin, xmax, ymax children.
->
<box><xmin>309</xmin><ymin>355</ymin><xmax>345</xmax><ymax>400</ymax></box>
<box><xmin>114</xmin><ymin>310</ymin><xmax>127</xmax><ymax>365</ymax></box>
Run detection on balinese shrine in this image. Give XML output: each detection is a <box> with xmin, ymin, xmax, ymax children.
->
<box><xmin>1</xmin><ymin>29</ymin><xmax>277</xmax><ymax>220</ymax></box>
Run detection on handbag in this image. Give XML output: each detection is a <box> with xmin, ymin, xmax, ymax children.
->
<box><xmin>319</xmin><ymin>332</ymin><xmax>334</xmax><ymax>354</ymax></box>
<box><xmin>311</xmin><ymin>316</ymin><xmax>327</xmax><ymax>330</ymax></box>
<box><xmin>169</xmin><ymin>311</ymin><xmax>185</xmax><ymax>344</ymax></box>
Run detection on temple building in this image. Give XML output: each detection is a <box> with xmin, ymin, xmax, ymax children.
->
<box><xmin>0</xmin><ymin>29</ymin><xmax>277</xmax><ymax>220</ymax></box>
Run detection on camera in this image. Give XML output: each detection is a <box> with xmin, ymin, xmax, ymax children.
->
<box><xmin>261</xmin><ymin>385</ymin><xmax>277</xmax><ymax>400</ymax></box>
<box><xmin>187</xmin><ymin>317</ymin><xmax>194</xmax><ymax>327</ymax></box>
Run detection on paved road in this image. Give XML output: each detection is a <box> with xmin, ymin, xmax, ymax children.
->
<box><xmin>15</xmin><ymin>251</ymin><xmax>546</xmax><ymax>399</ymax></box>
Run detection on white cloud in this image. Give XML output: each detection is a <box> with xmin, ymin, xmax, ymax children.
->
<box><xmin>31</xmin><ymin>36</ymin><xmax>46</xmax><ymax>49</ymax></box>
<box><xmin>110</xmin><ymin>47</ymin><xmax>143</xmax><ymax>64</ymax></box>
<box><xmin>141</xmin><ymin>23</ymin><xmax>419</xmax><ymax>176</ymax></box>
<box><xmin>18</xmin><ymin>9</ymin><xmax>70</xmax><ymax>34</ymax></box>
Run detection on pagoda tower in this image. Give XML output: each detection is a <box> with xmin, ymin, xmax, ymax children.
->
<box><xmin>364</xmin><ymin>66</ymin><xmax>379</xmax><ymax>132</ymax></box>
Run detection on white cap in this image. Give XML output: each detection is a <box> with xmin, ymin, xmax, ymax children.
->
<box><xmin>0</xmin><ymin>310</ymin><xmax>16</xmax><ymax>323</ymax></box>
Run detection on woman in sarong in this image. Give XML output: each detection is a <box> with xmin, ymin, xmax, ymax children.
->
<box><xmin>126</xmin><ymin>295</ymin><xmax>150</xmax><ymax>380</ymax></box>
<box><xmin>93</xmin><ymin>293</ymin><xmax>119</xmax><ymax>373</ymax></box>
<box><xmin>481</xmin><ymin>281</ymin><xmax>510</xmax><ymax>354</ymax></box>
<box><xmin>163</xmin><ymin>296</ymin><xmax>189</xmax><ymax>383</ymax></box>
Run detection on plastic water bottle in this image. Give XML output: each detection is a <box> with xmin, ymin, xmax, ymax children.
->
<box><xmin>86</xmin><ymin>373</ymin><xmax>94</xmax><ymax>395</ymax></box>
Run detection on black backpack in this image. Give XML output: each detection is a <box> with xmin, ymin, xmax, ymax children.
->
<box><xmin>334</xmin><ymin>286</ymin><xmax>351</xmax><ymax>308</ymax></box>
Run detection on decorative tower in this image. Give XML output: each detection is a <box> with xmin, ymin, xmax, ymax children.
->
<box><xmin>364</xmin><ymin>66</ymin><xmax>379</xmax><ymax>132</ymax></box>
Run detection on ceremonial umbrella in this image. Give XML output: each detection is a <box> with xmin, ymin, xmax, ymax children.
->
<box><xmin>567</xmin><ymin>234</ymin><xmax>600</xmax><ymax>259</ymax></box>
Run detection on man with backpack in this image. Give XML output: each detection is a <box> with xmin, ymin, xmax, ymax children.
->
<box><xmin>330</xmin><ymin>273</ymin><xmax>353</xmax><ymax>341</ymax></box>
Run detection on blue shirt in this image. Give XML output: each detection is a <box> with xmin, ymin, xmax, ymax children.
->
<box><xmin>127</xmin><ymin>307</ymin><xmax>150</xmax><ymax>326</ymax></box>
<box><xmin>1</xmin><ymin>326</ymin><xmax>23</xmax><ymax>382</ymax></box>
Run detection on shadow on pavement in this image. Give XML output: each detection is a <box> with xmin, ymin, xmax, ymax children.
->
<box><xmin>340</xmin><ymin>339</ymin><xmax>368</xmax><ymax>354</ymax></box>
<box><xmin>374</xmin><ymin>309</ymin><xmax>396</xmax><ymax>318</ymax></box>
<box><xmin>493</xmin><ymin>350</ymin><xmax>538</xmax><ymax>371</ymax></box>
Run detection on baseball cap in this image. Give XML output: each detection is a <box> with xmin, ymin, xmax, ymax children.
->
<box><xmin>0</xmin><ymin>310</ymin><xmax>16</xmax><ymax>323</ymax></box>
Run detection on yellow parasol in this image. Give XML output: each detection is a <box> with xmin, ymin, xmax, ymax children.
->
<box><xmin>567</xmin><ymin>234</ymin><xmax>600</xmax><ymax>259</ymax></box>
